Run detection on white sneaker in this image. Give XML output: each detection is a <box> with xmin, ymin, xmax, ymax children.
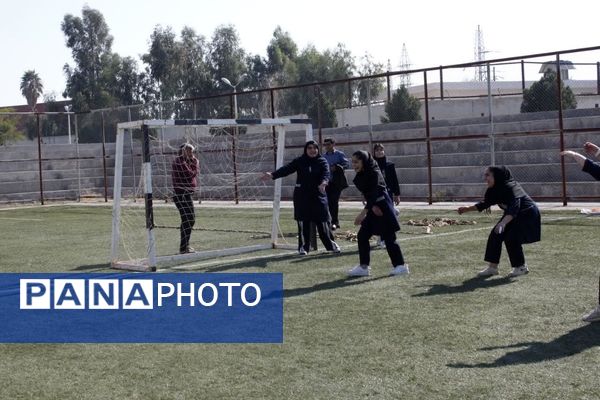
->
<box><xmin>347</xmin><ymin>265</ymin><xmax>370</xmax><ymax>277</ymax></box>
<box><xmin>390</xmin><ymin>264</ymin><xmax>409</xmax><ymax>276</ymax></box>
<box><xmin>477</xmin><ymin>266</ymin><xmax>499</xmax><ymax>277</ymax></box>
<box><xmin>329</xmin><ymin>242</ymin><xmax>341</xmax><ymax>253</ymax></box>
<box><xmin>377</xmin><ymin>238</ymin><xmax>386</xmax><ymax>248</ymax></box>
<box><xmin>508</xmin><ymin>265</ymin><xmax>529</xmax><ymax>277</ymax></box>
<box><xmin>298</xmin><ymin>249</ymin><xmax>308</xmax><ymax>256</ymax></box>
<box><xmin>582</xmin><ymin>305</ymin><xmax>600</xmax><ymax>323</ymax></box>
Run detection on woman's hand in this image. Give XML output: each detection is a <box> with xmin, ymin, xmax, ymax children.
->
<box><xmin>584</xmin><ymin>142</ymin><xmax>600</xmax><ymax>158</ymax></box>
<box><xmin>261</xmin><ymin>172</ymin><xmax>272</xmax><ymax>182</ymax></box>
<box><xmin>494</xmin><ymin>223</ymin><xmax>505</xmax><ymax>235</ymax></box>
<box><xmin>318</xmin><ymin>181</ymin><xmax>327</xmax><ymax>194</ymax></box>
<box><xmin>457</xmin><ymin>206</ymin><xmax>469</xmax><ymax>215</ymax></box>
<box><xmin>354</xmin><ymin>210</ymin><xmax>367</xmax><ymax>226</ymax></box>
<box><xmin>372</xmin><ymin>205</ymin><xmax>383</xmax><ymax>217</ymax></box>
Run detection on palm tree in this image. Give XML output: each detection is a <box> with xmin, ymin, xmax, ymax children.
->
<box><xmin>20</xmin><ymin>70</ymin><xmax>44</xmax><ymax>111</ymax></box>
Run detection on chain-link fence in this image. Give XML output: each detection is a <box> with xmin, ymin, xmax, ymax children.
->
<box><xmin>1</xmin><ymin>45</ymin><xmax>600</xmax><ymax>204</ymax></box>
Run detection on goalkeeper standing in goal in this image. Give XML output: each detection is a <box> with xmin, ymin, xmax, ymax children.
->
<box><xmin>561</xmin><ymin>142</ymin><xmax>600</xmax><ymax>323</ymax></box>
<box><xmin>263</xmin><ymin>140</ymin><xmax>341</xmax><ymax>255</ymax></box>
<box><xmin>171</xmin><ymin>143</ymin><xmax>199</xmax><ymax>254</ymax></box>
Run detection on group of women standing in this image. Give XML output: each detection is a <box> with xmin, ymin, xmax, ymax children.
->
<box><xmin>263</xmin><ymin>139</ymin><xmax>600</xmax><ymax>323</ymax></box>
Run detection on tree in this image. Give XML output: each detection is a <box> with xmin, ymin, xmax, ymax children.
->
<box><xmin>20</xmin><ymin>70</ymin><xmax>44</xmax><ymax>111</ymax></box>
<box><xmin>521</xmin><ymin>70</ymin><xmax>577</xmax><ymax>113</ymax></box>
<box><xmin>356</xmin><ymin>53</ymin><xmax>385</xmax><ymax>106</ymax></box>
<box><xmin>266</xmin><ymin>26</ymin><xmax>298</xmax><ymax>79</ymax></box>
<box><xmin>308</xmin><ymin>91</ymin><xmax>337</xmax><ymax>128</ymax></box>
<box><xmin>381</xmin><ymin>86</ymin><xmax>421</xmax><ymax>123</ymax></box>
<box><xmin>0</xmin><ymin>108</ymin><xmax>25</xmax><ymax>145</ymax></box>
<box><xmin>62</xmin><ymin>6</ymin><xmax>115</xmax><ymax>111</ymax></box>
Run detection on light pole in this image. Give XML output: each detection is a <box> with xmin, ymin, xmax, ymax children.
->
<box><xmin>221</xmin><ymin>74</ymin><xmax>247</xmax><ymax>119</ymax></box>
<box><xmin>64</xmin><ymin>105</ymin><xmax>72</xmax><ymax>144</ymax></box>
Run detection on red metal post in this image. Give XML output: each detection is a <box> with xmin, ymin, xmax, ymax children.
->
<box><xmin>439</xmin><ymin>66</ymin><xmax>444</xmax><ymax>100</ymax></box>
<box><xmin>230</xmin><ymin>93</ymin><xmax>239</xmax><ymax>204</ymax></box>
<box><xmin>556</xmin><ymin>54</ymin><xmax>567</xmax><ymax>206</ymax></box>
<box><xmin>347</xmin><ymin>81</ymin><xmax>352</xmax><ymax>109</ymax></box>
<box><xmin>521</xmin><ymin>60</ymin><xmax>526</xmax><ymax>91</ymax></box>
<box><xmin>36</xmin><ymin>114</ymin><xmax>44</xmax><ymax>205</ymax></box>
<box><xmin>386</xmin><ymin>73</ymin><xmax>391</xmax><ymax>103</ymax></box>
<box><xmin>101</xmin><ymin>111</ymin><xmax>108</xmax><ymax>202</ymax></box>
<box><xmin>424</xmin><ymin>71</ymin><xmax>433</xmax><ymax>204</ymax></box>
<box><xmin>271</xmin><ymin>89</ymin><xmax>277</xmax><ymax>169</ymax></box>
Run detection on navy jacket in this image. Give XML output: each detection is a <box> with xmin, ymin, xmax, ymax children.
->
<box><xmin>375</xmin><ymin>157</ymin><xmax>400</xmax><ymax>197</ymax></box>
<box><xmin>583</xmin><ymin>158</ymin><xmax>600</xmax><ymax>181</ymax></box>
<box><xmin>272</xmin><ymin>155</ymin><xmax>331</xmax><ymax>222</ymax></box>
<box><xmin>476</xmin><ymin>195</ymin><xmax>541</xmax><ymax>244</ymax></box>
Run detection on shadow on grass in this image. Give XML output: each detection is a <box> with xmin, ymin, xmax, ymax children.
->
<box><xmin>71</xmin><ymin>263</ymin><xmax>112</xmax><ymax>272</ymax></box>
<box><xmin>412</xmin><ymin>276</ymin><xmax>515</xmax><ymax>297</ymax></box>
<box><xmin>201</xmin><ymin>253</ymin><xmax>300</xmax><ymax>272</ymax></box>
<box><xmin>448</xmin><ymin>323</ymin><xmax>600</xmax><ymax>368</ymax></box>
<box><xmin>289</xmin><ymin>248</ymin><xmax>360</xmax><ymax>264</ymax></box>
<box><xmin>263</xmin><ymin>275</ymin><xmax>390</xmax><ymax>299</ymax></box>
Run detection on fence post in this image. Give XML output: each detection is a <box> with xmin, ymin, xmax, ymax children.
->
<box><xmin>270</xmin><ymin>89</ymin><xmax>277</xmax><ymax>169</ymax></box>
<box><xmin>556</xmin><ymin>54</ymin><xmax>567</xmax><ymax>206</ymax></box>
<box><xmin>521</xmin><ymin>60</ymin><xmax>526</xmax><ymax>92</ymax></box>
<box><xmin>386</xmin><ymin>73</ymin><xmax>391</xmax><ymax>104</ymax></box>
<box><xmin>316</xmin><ymin>86</ymin><xmax>323</xmax><ymax>146</ymax></box>
<box><xmin>74</xmin><ymin>114</ymin><xmax>81</xmax><ymax>201</ymax></box>
<box><xmin>36</xmin><ymin>113</ymin><xmax>44</xmax><ymax>205</ymax></box>
<box><xmin>424</xmin><ymin>71</ymin><xmax>433</xmax><ymax>204</ymax></box>
<box><xmin>230</xmin><ymin>93</ymin><xmax>239</xmax><ymax>204</ymax></box>
<box><xmin>367</xmin><ymin>79</ymin><xmax>373</xmax><ymax>150</ymax></box>
<box><xmin>597</xmin><ymin>62</ymin><xmax>600</xmax><ymax>95</ymax></box>
<box><xmin>487</xmin><ymin>63</ymin><xmax>495</xmax><ymax>166</ymax></box>
<box><xmin>101</xmin><ymin>111</ymin><xmax>108</xmax><ymax>202</ymax></box>
<box><xmin>439</xmin><ymin>66</ymin><xmax>444</xmax><ymax>100</ymax></box>
<box><xmin>347</xmin><ymin>80</ymin><xmax>352</xmax><ymax>109</ymax></box>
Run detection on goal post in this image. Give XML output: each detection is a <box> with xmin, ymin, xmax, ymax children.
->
<box><xmin>111</xmin><ymin>118</ymin><xmax>313</xmax><ymax>271</ymax></box>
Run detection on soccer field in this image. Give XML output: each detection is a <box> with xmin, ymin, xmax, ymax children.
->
<box><xmin>0</xmin><ymin>204</ymin><xmax>599</xmax><ymax>399</ymax></box>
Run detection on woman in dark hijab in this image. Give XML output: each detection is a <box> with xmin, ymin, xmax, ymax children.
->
<box><xmin>347</xmin><ymin>150</ymin><xmax>409</xmax><ymax>277</ymax></box>
<box><xmin>263</xmin><ymin>140</ymin><xmax>340</xmax><ymax>255</ymax></box>
<box><xmin>458</xmin><ymin>166</ymin><xmax>541</xmax><ymax>277</ymax></box>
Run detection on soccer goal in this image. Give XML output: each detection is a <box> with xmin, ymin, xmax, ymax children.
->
<box><xmin>111</xmin><ymin>118</ymin><xmax>313</xmax><ymax>271</ymax></box>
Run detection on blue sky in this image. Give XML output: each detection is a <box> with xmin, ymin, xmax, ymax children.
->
<box><xmin>1</xmin><ymin>0</ymin><xmax>599</xmax><ymax>106</ymax></box>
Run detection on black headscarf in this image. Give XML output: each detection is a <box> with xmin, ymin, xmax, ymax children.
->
<box><xmin>352</xmin><ymin>150</ymin><xmax>386</xmax><ymax>193</ymax></box>
<box><xmin>483</xmin><ymin>166</ymin><xmax>526</xmax><ymax>206</ymax></box>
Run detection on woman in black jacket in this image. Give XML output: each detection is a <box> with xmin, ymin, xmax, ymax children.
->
<box><xmin>347</xmin><ymin>150</ymin><xmax>409</xmax><ymax>277</ymax></box>
<box><xmin>458</xmin><ymin>166</ymin><xmax>541</xmax><ymax>278</ymax></box>
<box><xmin>263</xmin><ymin>140</ymin><xmax>340</xmax><ymax>255</ymax></box>
<box><xmin>561</xmin><ymin>142</ymin><xmax>600</xmax><ymax>323</ymax></box>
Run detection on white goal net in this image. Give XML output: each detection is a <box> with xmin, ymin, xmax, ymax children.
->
<box><xmin>111</xmin><ymin>119</ymin><xmax>313</xmax><ymax>271</ymax></box>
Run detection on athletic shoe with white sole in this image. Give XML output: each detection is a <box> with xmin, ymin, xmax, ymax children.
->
<box><xmin>477</xmin><ymin>266</ymin><xmax>499</xmax><ymax>277</ymax></box>
<box><xmin>508</xmin><ymin>265</ymin><xmax>529</xmax><ymax>277</ymax></box>
<box><xmin>390</xmin><ymin>264</ymin><xmax>410</xmax><ymax>276</ymax></box>
<box><xmin>377</xmin><ymin>238</ymin><xmax>386</xmax><ymax>249</ymax></box>
<box><xmin>582</xmin><ymin>305</ymin><xmax>600</xmax><ymax>323</ymax></box>
<box><xmin>347</xmin><ymin>265</ymin><xmax>371</xmax><ymax>277</ymax></box>
<box><xmin>298</xmin><ymin>249</ymin><xmax>308</xmax><ymax>256</ymax></box>
<box><xmin>329</xmin><ymin>242</ymin><xmax>341</xmax><ymax>253</ymax></box>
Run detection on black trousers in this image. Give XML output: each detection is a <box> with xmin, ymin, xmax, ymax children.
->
<box><xmin>173</xmin><ymin>192</ymin><xmax>196</xmax><ymax>252</ymax></box>
<box><xmin>484</xmin><ymin>226</ymin><xmax>525</xmax><ymax>268</ymax></box>
<box><xmin>326</xmin><ymin>186</ymin><xmax>342</xmax><ymax>227</ymax></box>
<box><xmin>357</xmin><ymin>225</ymin><xmax>405</xmax><ymax>267</ymax></box>
<box><xmin>297</xmin><ymin>220</ymin><xmax>335</xmax><ymax>252</ymax></box>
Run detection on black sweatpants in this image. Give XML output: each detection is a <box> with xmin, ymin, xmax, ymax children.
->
<box><xmin>326</xmin><ymin>186</ymin><xmax>342</xmax><ymax>227</ymax></box>
<box><xmin>173</xmin><ymin>192</ymin><xmax>196</xmax><ymax>252</ymax></box>
<box><xmin>357</xmin><ymin>225</ymin><xmax>405</xmax><ymax>267</ymax></box>
<box><xmin>484</xmin><ymin>226</ymin><xmax>525</xmax><ymax>268</ymax></box>
<box><xmin>297</xmin><ymin>220</ymin><xmax>335</xmax><ymax>252</ymax></box>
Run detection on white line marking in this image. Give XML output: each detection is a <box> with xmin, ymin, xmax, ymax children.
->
<box><xmin>0</xmin><ymin>217</ymin><xmax>43</xmax><ymax>221</ymax></box>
